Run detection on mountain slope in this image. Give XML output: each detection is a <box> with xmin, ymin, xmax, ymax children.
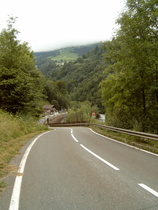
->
<box><xmin>34</xmin><ymin>43</ymin><xmax>107</xmax><ymax>112</ymax></box>
<box><xmin>34</xmin><ymin>43</ymin><xmax>100</xmax><ymax>77</ymax></box>
<box><xmin>51</xmin><ymin>45</ymin><xmax>107</xmax><ymax>112</ymax></box>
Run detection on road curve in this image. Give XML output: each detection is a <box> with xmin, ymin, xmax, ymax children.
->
<box><xmin>0</xmin><ymin>127</ymin><xmax>158</xmax><ymax>210</ymax></box>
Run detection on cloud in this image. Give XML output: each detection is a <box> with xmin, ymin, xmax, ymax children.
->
<box><xmin>0</xmin><ymin>0</ymin><xmax>125</xmax><ymax>51</ymax></box>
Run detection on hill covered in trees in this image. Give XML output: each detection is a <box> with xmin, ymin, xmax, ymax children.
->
<box><xmin>35</xmin><ymin>43</ymin><xmax>107</xmax><ymax>113</ymax></box>
<box><xmin>34</xmin><ymin>43</ymin><xmax>100</xmax><ymax>77</ymax></box>
<box><xmin>50</xmin><ymin>45</ymin><xmax>107</xmax><ymax>112</ymax></box>
<box><xmin>34</xmin><ymin>43</ymin><xmax>106</xmax><ymax>112</ymax></box>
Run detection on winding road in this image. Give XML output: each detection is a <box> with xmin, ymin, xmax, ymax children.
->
<box><xmin>0</xmin><ymin>127</ymin><xmax>158</xmax><ymax>210</ymax></box>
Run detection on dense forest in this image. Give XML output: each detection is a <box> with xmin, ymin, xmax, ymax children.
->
<box><xmin>0</xmin><ymin>0</ymin><xmax>157</xmax><ymax>134</ymax></box>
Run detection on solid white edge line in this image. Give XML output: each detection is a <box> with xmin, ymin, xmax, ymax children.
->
<box><xmin>139</xmin><ymin>184</ymin><xmax>158</xmax><ymax>198</ymax></box>
<box><xmin>9</xmin><ymin>131</ymin><xmax>51</xmax><ymax>210</ymax></box>
<box><xmin>89</xmin><ymin>128</ymin><xmax>158</xmax><ymax>157</ymax></box>
<box><xmin>80</xmin><ymin>144</ymin><xmax>120</xmax><ymax>171</ymax></box>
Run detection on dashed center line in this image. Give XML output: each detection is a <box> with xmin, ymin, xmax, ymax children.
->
<box><xmin>71</xmin><ymin>128</ymin><xmax>119</xmax><ymax>170</ymax></box>
<box><xmin>71</xmin><ymin>128</ymin><xmax>158</xmax><ymax>199</ymax></box>
<box><xmin>80</xmin><ymin>144</ymin><xmax>120</xmax><ymax>171</ymax></box>
<box><xmin>139</xmin><ymin>184</ymin><xmax>158</xmax><ymax>198</ymax></box>
<box><xmin>71</xmin><ymin>128</ymin><xmax>79</xmax><ymax>142</ymax></box>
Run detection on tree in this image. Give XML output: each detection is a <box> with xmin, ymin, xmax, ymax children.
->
<box><xmin>54</xmin><ymin>80</ymin><xmax>67</xmax><ymax>95</ymax></box>
<box><xmin>0</xmin><ymin>17</ymin><xmax>45</xmax><ymax>114</ymax></box>
<box><xmin>101</xmin><ymin>0</ymin><xmax>158</xmax><ymax>133</ymax></box>
<box><xmin>44</xmin><ymin>79</ymin><xmax>70</xmax><ymax>110</ymax></box>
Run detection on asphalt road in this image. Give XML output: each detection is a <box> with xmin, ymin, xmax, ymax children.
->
<box><xmin>0</xmin><ymin>127</ymin><xmax>158</xmax><ymax>210</ymax></box>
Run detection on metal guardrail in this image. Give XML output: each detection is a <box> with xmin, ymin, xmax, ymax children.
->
<box><xmin>92</xmin><ymin>123</ymin><xmax>158</xmax><ymax>141</ymax></box>
<box><xmin>49</xmin><ymin>122</ymin><xmax>158</xmax><ymax>141</ymax></box>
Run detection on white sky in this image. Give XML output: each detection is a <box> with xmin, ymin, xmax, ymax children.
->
<box><xmin>0</xmin><ymin>0</ymin><xmax>126</xmax><ymax>52</ymax></box>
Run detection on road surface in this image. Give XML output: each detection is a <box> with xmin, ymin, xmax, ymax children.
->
<box><xmin>0</xmin><ymin>127</ymin><xmax>158</xmax><ymax>209</ymax></box>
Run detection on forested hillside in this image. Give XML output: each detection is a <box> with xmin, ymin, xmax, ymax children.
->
<box><xmin>51</xmin><ymin>45</ymin><xmax>107</xmax><ymax>112</ymax></box>
<box><xmin>34</xmin><ymin>43</ymin><xmax>100</xmax><ymax>77</ymax></box>
<box><xmin>34</xmin><ymin>43</ymin><xmax>106</xmax><ymax>112</ymax></box>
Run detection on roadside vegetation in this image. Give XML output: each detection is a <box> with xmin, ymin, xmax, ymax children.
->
<box><xmin>66</xmin><ymin>100</ymin><xmax>158</xmax><ymax>154</ymax></box>
<box><xmin>0</xmin><ymin>110</ymin><xmax>48</xmax><ymax>192</ymax></box>
<box><xmin>100</xmin><ymin>0</ymin><xmax>158</xmax><ymax>134</ymax></box>
<box><xmin>0</xmin><ymin>18</ymin><xmax>49</xmax><ymax>192</ymax></box>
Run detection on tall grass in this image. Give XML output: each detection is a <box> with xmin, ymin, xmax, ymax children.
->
<box><xmin>0</xmin><ymin>109</ymin><xmax>48</xmax><ymax>191</ymax></box>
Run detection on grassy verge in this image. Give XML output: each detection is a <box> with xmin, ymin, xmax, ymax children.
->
<box><xmin>0</xmin><ymin>110</ymin><xmax>48</xmax><ymax>192</ymax></box>
<box><xmin>91</xmin><ymin>125</ymin><xmax>158</xmax><ymax>154</ymax></box>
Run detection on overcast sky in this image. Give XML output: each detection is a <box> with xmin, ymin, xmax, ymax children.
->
<box><xmin>0</xmin><ymin>0</ymin><xmax>126</xmax><ymax>52</ymax></box>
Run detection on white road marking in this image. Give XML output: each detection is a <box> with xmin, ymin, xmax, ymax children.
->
<box><xmin>71</xmin><ymin>129</ymin><xmax>79</xmax><ymax>142</ymax></box>
<box><xmin>9</xmin><ymin>131</ymin><xmax>51</xmax><ymax>210</ymax></box>
<box><xmin>139</xmin><ymin>184</ymin><xmax>158</xmax><ymax>198</ymax></box>
<box><xmin>70</xmin><ymin>129</ymin><xmax>119</xmax><ymax>170</ymax></box>
<box><xmin>89</xmin><ymin>128</ymin><xmax>158</xmax><ymax>157</ymax></box>
<box><xmin>80</xmin><ymin>144</ymin><xmax>120</xmax><ymax>171</ymax></box>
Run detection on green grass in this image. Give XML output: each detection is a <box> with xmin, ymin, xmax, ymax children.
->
<box><xmin>91</xmin><ymin>125</ymin><xmax>158</xmax><ymax>154</ymax></box>
<box><xmin>0</xmin><ymin>110</ymin><xmax>48</xmax><ymax>192</ymax></box>
<box><xmin>50</xmin><ymin>48</ymin><xmax>78</xmax><ymax>62</ymax></box>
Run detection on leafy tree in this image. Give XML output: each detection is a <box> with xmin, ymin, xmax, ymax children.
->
<box><xmin>44</xmin><ymin>80</ymin><xmax>57</xmax><ymax>104</ymax></box>
<box><xmin>54</xmin><ymin>80</ymin><xmax>67</xmax><ymax>95</ymax></box>
<box><xmin>0</xmin><ymin>17</ymin><xmax>44</xmax><ymax>114</ymax></box>
<box><xmin>44</xmin><ymin>79</ymin><xmax>70</xmax><ymax>110</ymax></box>
<box><xmin>101</xmin><ymin>0</ymin><xmax>158</xmax><ymax>133</ymax></box>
